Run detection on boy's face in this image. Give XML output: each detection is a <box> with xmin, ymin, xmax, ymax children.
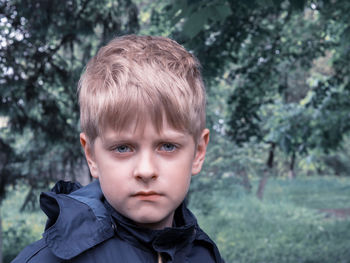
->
<box><xmin>80</xmin><ymin>118</ymin><xmax>209</xmax><ymax>230</ymax></box>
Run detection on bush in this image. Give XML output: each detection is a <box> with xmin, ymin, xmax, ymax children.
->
<box><xmin>1</xmin><ymin>185</ymin><xmax>45</xmax><ymax>263</ymax></box>
<box><xmin>2</xmin><ymin>219</ymin><xmax>43</xmax><ymax>263</ymax></box>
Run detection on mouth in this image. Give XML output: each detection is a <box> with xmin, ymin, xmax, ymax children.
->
<box><xmin>132</xmin><ymin>191</ymin><xmax>163</xmax><ymax>200</ymax></box>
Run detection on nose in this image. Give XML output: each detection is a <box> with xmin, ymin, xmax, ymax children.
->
<box><xmin>133</xmin><ymin>151</ymin><xmax>157</xmax><ymax>183</ymax></box>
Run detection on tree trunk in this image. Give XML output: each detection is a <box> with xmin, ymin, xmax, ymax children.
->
<box><xmin>256</xmin><ymin>142</ymin><xmax>275</xmax><ymax>200</ymax></box>
<box><xmin>241</xmin><ymin>171</ymin><xmax>252</xmax><ymax>192</ymax></box>
<box><xmin>266</xmin><ymin>142</ymin><xmax>276</xmax><ymax>169</ymax></box>
<box><xmin>0</xmin><ymin>140</ymin><xmax>8</xmax><ymax>263</ymax></box>
<box><xmin>256</xmin><ymin>175</ymin><xmax>269</xmax><ymax>200</ymax></box>
<box><xmin>288</xmin><ymin>152</ymin><xmax>296</xmax><ymax>179</ymax></box>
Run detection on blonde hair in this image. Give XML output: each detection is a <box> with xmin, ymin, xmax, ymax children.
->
<box><xmin>78</xmin><ymin>35</ymin><xmax>206</xmax><ymax>143</ymax></box>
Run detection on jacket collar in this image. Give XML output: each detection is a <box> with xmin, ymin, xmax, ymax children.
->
<box><xmin>105</xmin><ymin>199</ymin><xmax>197</xmax><ymax>260</ymax></box>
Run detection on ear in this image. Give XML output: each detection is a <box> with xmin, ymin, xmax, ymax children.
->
<box><xmin>192</xmin><ymin>129</ymin><xmax>210</xmax><ymax>175</ymax></box>
<box><xmin>80</xmin><ymin>133</ymin><xmax>99</xmax><ymax>179</ymax></box>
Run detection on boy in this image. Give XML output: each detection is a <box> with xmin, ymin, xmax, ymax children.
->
<box><xmin>13</xmin><ymin>35</ymin><xmax>224</xmax><ymax>262</ymax></box>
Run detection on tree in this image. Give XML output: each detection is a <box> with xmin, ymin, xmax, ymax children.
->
<box><xmin>164</xmin><ymin>0</ymin><xmax>350</xmax><ymax>196</ymax></box>
<box><xmin>0</xmin><ymin>1</ymin><xmax>139</xmax><ymax>260</ymax></box>
<box><xmin>0</xmin><ymin>0</ymin><xmax>139</xmax><ymax>199</ymax></box>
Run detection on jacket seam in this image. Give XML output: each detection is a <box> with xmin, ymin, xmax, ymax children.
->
<box><xmin>25</xmin><ymin>239</ymin><xmax>48</xmax><ymax>262</ymax></box>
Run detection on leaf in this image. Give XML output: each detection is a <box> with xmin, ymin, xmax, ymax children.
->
<box><xmin>167</xmin><ymin>0</ymin><xmax>189</xmax><ymax>25</ymax></box>
<box><xmin>182</xmin><ymin>6</ymin><xmax>210</xmax><ymax>38</ymax></box>
<box><xmin>290</xmin><ymin>0</ymin><xmax>307</xmax><ymax>11</ymax></box>
<box><xmin>211</xmin><ymin>3</ymin><xmax>232</xmax><ymax>22</ymax></box>
<box><xmin>340</xmin><ymin>26</ymin><xmax>350</xmax><ymax>50</ymax></box>
<box><xmin>280</xmin><ymin>135</ymin><xmax>291</xmax><ymax>154</ymax></box>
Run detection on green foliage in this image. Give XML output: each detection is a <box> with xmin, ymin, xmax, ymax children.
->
<box><xmin>165</xmin><ymin>0</ymin><xmax>350</xmax><ymax>175</ymax></box>
<box><xmin>0</xmin><ymin>0</ymin><xmax>140</xmax><ymax>201</ymax></box>
<box><xmin>1</xmin><ymin>1</ymin><xmax>350</xmax><ymax>262</ymax></box>
<box><xmin>2</xmin><ymin>219</ymin><xmax>42</xmax><ymax>263</ymax></box>
<box><xmin>1</xmin><ymin>184</ymin><xmax>45</xmax><ymax>263</ymax></box>
<box><xmin>264</xmin><ymin>176</ymin><xmax>350</xmax><ymax>209</ymax></box>
<box><xmin>224</xmin><ymin>3</ymin><xmax>333</xmax><ymax>154</ymax></box>
<box><xmin>190</xmin><ymin>176</ymin><xmax>350</xmax><ymax>263</ymax></box>
<box><xmin>135</xmin><ymin>0</ymin><xmax>172</xmax><ymax>36</ymax></box>
<box><xmin>168</xmin><ymin>0</ymin><xmax>232</xmax><ymax>38</ymax></box>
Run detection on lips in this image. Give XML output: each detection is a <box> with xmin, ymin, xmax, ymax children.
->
<box><xmin>132</xmin><ymin>191</ymin><xmax>162</xmax><ymax>201</ymax></box>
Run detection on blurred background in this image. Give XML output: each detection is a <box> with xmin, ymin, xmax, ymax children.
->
<box><xmin>1</xmin><ymin>0</ymin><xmax>350</xmax><ymax>262</ymax></box>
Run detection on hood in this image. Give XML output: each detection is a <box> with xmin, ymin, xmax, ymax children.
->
<box><xmin>40</xmin><ymin>180</ymin><xmax>115</xmax><ymax>260</ymax></box>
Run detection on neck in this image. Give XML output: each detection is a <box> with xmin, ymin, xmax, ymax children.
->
<box><xmin>134</xmin><ymin>211</ymin><xmax>174</xmax><ymax>230</ymax></box>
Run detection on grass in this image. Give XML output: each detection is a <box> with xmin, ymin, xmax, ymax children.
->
<box><xmin>189</xmin><ymin>176</ymin><xmax>350</xmax><ymax>263</ymax></box>
<box><xmin>263</xmin><ymin>176</ymin><xmax>350</xmax><ymax>209</ymax></box>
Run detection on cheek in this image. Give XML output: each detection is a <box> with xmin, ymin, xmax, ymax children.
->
<box><xmin>166</xmin><ymin>160</ymin><xmax>192</xmax><ymax>194</ymax></box>
<box><xmin>163</xmin><ymin>155</ymin><xmax>193</xmax><ymax>175</ymax></box>
<box><xmin>96</xmin><ymin>153</ymin><xmax>132</xmax><ymax>177</ymax></box>
<box><xmin>96</xmin><ymin>158</ymin><xmax>131</xmax><ymax>198</ymax></box>
<box><xmin>99</xmin><ymin>176</ymin><xmax>130</xmax><ymax>212</ymax></box>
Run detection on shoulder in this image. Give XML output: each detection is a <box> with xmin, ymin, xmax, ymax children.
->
<box><xmin>13</xmin><ymin>181</ymin><xmax>115</xmax><ymax>262</ymax></box>
<box><xmin>12</xmin><ymin>235</ymin><xmax>147</xmax><ymax>263</ymax></box>
<box><xmin>39</xmin><ymin>180</ymin><xmax>114</xmax><ymax>260</ymax></box>
<box><xmin>11</xmin><ymin>239</ymin><xmax>60</xmax><ymax>263</ymax></box>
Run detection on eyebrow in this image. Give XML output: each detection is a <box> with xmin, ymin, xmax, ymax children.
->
<box><xmin>102</xmin><ymin>131</ymin><xmax>189</xmax><ymax>143</ymax></box>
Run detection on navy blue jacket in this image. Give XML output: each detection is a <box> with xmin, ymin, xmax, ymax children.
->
<box><xmin>12</xmin><ymin>180</ymin><xmax>224</xmax><ymax>262</ymax></box>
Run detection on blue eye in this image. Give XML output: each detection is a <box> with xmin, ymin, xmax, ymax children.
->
<box><xmin>160</xmin><ymin>143</ymin><xmax>176</xmax><ymax>152</ymax></box>
<box><xmin>115</xmin><ymin>145</ymin><xmax>132</xmax><ymax>153</ymax></box>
